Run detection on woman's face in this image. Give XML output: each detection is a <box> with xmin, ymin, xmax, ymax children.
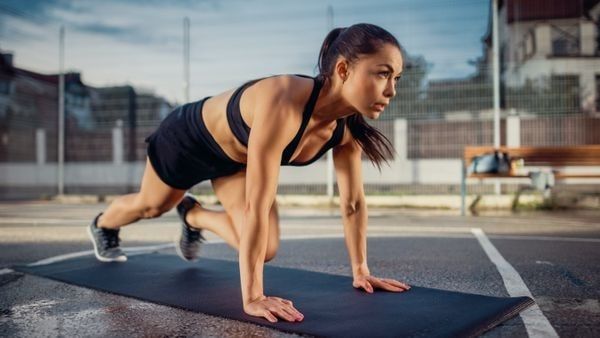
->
<box><xmin>340</xmin><ymin>43</ymin><xmax>403</xmax><ymax>119</ymax></box>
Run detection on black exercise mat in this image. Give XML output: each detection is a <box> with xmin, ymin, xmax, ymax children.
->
<box><xmin>14</xmin><ymin>253</ymin><xmax>534</xmax><ymax>337</ymax></box>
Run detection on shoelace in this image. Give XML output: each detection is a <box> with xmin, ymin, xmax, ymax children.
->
<box><xmin>100</xmin><ymin>228</ymin><xmax>120</xmax><ymax>249</ymax></box>
<box><xmin>184</xmin><ymin>225</ymin><xmax>205</xmax><ymax>242</ymax></box>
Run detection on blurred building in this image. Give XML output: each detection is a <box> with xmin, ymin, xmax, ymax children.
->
<box><xmin>89</xmin><ymin>86</ymin><xmax>172</xmax><ymax>161</ymax></box>
<box><xmin>0</xmin><ymin>51</ymin><xmax>173</xmax><ymax>163</ymax></box>
<box><xmin>480</xmin><ymin>0</ymin><xmax>600</xmax><ymax>116</ymax></box>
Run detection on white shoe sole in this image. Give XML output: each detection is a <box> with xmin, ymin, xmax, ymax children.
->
<box><xmin>87</xmin><ymin>223</ymin><xmax>127</xmax><ymax>263</ymax></box>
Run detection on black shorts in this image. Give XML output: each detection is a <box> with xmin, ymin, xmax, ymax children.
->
<box><xmin>144</xmin><ymin>97</ymin><xmax>245</xmax><ymax>190</ymax></box>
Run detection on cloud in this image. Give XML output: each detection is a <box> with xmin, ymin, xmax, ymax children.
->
<box><xmin>1</xmin><ymin>0</ymin><xmax>490</xmax><ymax>103</ymax></box>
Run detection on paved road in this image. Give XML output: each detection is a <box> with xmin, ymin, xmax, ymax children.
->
<box><xmin>1</xmin><ymin>201</ymin><xmax>599</xmax><ymax>337</ymax></box>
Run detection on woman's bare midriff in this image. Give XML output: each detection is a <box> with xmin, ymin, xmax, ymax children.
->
<box><xmin>199</xmin><ymin>75</ymin><xmax>345</xmax><ymax>165</ymax></box>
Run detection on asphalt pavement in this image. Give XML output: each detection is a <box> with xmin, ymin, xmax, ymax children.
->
<box><xmin>1</xmin><ymin>201</ymin><xmax>599</xmax><ymax>337</ymax></box>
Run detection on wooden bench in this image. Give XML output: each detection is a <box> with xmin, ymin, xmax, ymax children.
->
<box><xmin>460</xmin><ymin>145</ymin><xmax>600</xmax><ymax>215</ymax></box>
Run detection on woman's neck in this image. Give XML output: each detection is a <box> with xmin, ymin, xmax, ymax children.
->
<box><xmin>312</xmin><ymin>76</ymin><xmax>356</xmax><ymax>123</ymax></box>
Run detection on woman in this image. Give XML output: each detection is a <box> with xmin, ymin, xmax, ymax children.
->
<box><xmin>87</xmin><ymin>23</ymin><xmax>411</xmax><ymax>323</ymax></box>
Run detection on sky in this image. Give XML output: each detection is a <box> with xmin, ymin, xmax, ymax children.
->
<box><xmin>0</xmin><ymin>0</ymin><xmax>490</xmax><ymax>104</ymax></box>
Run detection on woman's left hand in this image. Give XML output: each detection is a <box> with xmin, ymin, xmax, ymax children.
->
<box><xmin>352</xmin><ymin>274</ymin><xmax>411</xmax><ymax>293</ymax></box>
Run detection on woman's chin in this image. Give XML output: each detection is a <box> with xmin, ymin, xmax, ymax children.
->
<box><xmin>355</xmin><ymin>109</ymin><xmax>380</xmax><ymax>119</ymax></box>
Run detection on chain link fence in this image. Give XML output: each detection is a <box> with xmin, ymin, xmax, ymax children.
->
<box><xmin>1</xmin><ymin>0</ymin><xmax>599</xmax><ymax>199</ymax></box>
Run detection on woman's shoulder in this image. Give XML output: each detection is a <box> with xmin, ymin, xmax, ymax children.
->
<box><xmin>251</xmin><ymin>74</ymin><xmax>315</xmax><ymax>107</ymax></box>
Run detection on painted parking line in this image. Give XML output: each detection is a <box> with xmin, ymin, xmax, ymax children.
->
<box><xmin>0</xmin><ymin>268</ymin><xmax>14</xmax><ymax>275</ymax></box>
<box><xmin>3</xmin><ymin>230</ymin><xmax>561</xmax><ymax>336</ymax></box>
<box><xmin>471</xmin><ymin>228</ymin><xmax>558</xmax><ymax>338</ymax></box>
<box><xmin>26</xmin><ymin>243</ymin><xmax>175</xmax><ymax>267</ymax></box>
<box><xmin>6</xmin><ymin>229</ymin><xmax>599</xmax><ymax>269</ymax></box>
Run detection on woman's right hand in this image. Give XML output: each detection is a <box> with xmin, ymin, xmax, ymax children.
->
<box><xmin>244</xmin><ymin>295</ymin><xmax>304</xmax><ymax>323</ymax></box>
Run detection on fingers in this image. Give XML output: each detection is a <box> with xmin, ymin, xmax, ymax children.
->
<box><xmin>246</xmin><ymin>296</ymin><xmax>304</xmax><ymax>323</ymax></box>
<box><xmin>368</xmin><ymin>277</ymin><xmax>402</xmax><ymax>292</ymax></box>
<box><xmin>272</xmin><ymin>297</ymin><xmax>303</xmax><ymax>319</ymax></box>
<box><xmin>383</xmin><ymin>278</ymin><xmax>411</xmax><ymax>290</ymax></box>
<box><xmin>356</xmin><ymin>280</ymin><xmax>374</xmax><ymax>293</ymax></box>
<box><xmin>366</xmin><ymin>281</ymin><xmax>374</xmax><ymax>293</ymax></box>
<box><xmin>263</xmin><ymin>310</ymin><xmax>278</xmax><ymax>323</ymax></box>
<box><xmin>367</xmin><ymin>276</ymin><xmax>411</xmax><ymax>292</ymax></box>
<box><xmin>279</xmin><ymin>305</ymin><xmax>304</xmax><ymax>321</ymax></box>
<box><xmin>270</xmin><ymin>306</ymin><xmax>301</xmax><ymax>322</ymax></box>
<box><xmin>267</xmin><ymin>297</ymin><xmax>304</xmax><ymax>322</ymax></box>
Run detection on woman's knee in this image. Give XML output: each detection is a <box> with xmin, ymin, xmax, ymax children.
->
<box><xmin>264</xmin><ymin>247</ymin><xmax>278</xmax><ymax>262</ymax></box>
<box><xmin>264</xmin><ymin>235</ymin><xmax>279</xmax><ymax>262</ymax></box>
<box><xmin>135</xmin><ymin>199</ymin><xmax>174</xmax><ymax>219</ymax></box>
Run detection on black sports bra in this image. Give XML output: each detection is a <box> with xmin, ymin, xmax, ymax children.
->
<box><xmin>226</xmin><ymin>74</ymin><xmax>345</xmax><ymax>166</ymax></box>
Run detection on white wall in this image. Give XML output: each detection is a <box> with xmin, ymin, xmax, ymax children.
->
<box><xmin>2</xmin><ymin>118</ymin><xmax>598</xmax><ymax>196</ymax></box>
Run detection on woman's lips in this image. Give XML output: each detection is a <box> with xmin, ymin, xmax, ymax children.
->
<box><xmin>373</xmin><ymin>103</ymin><xmax>386</xmax><ymax>111</ymax></box>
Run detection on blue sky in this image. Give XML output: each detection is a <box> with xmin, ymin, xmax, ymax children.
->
<box><xmin>0</xmin><ymin>0</ymin><xmax>490</xmax><ymax>104</ymax></box>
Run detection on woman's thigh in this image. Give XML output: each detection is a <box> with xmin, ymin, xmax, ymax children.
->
<box><xmin>211</xmin><ymin>169</ymin><xmax>280</xmax><ymax>251</ymax></box>
<box><xmin>136</xmin><ymin>156</ymin><xmax>188</xmax><ymax>216</ymax></box>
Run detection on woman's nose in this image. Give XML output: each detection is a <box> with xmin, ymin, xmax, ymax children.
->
<box><xmin>384</xmin><ymin>80</ymin><xmax>396</xmax><ymax>98</ymax></box>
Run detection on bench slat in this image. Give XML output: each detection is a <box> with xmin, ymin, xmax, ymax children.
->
<box><xmin>464</xmin><ymin>145</ymin><xmax>600</xmax><ymax>166</ymax></box>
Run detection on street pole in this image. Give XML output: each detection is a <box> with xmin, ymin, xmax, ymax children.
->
<box><xmin>326</xmin><ymin>5</ymin><xmax>335</xmax><ymax>206</ymax></box>
<box><xmin>58</xmin><ymin>25</ymin><xmax>65</xmax><ymax>196</ymax></box>
<box><xmin>183</xmin><ymin>17</ymin><xmax>190</xmax><ymax>103</ymax></box>
<box><xmin>492</xmin><ymin>0</ymin><xmax>501</xmax><ymax>195</ymax></box>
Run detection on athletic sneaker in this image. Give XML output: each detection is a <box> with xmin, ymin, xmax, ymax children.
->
<box><xmin>175</xmin><ymin>195</ymin><xmax>206</xmax><ymax>261</ymax></box>
<box><xmin>87</xmin><ymin>212</ymin><xmax>127</xmax><ymax>262</ymax></box>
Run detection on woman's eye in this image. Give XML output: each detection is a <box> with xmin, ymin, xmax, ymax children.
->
<box><xmin>379</xmin><ymin>72</ymin><xmax>390</xmax><ymax>78</ymax></box>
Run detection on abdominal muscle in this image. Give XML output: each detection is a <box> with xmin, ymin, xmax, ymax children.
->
<box><xmin>201</xmin><ymin>88</ymin><xmax>250</xmax><ymax>164</ymax></box>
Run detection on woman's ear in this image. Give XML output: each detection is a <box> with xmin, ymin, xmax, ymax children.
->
<box><xmin>335</xmin><ymin>59</ymin><xmax>349</xmax><ymax>83</ymax></box>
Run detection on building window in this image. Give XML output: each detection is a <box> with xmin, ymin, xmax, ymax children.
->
<box><xmin>524</xmin><ymin>29</ymin><xmax>535</xmax><ymax>59</ymax></box>
<box><xmin>551</xmin><ymin>23</ymin><xmax>580</xmax><ymax>56</ymax></box>
<box><xmin>0</xmin><ymin>79</ymin><xmax>11</xmax><ymax>95</ymax></box>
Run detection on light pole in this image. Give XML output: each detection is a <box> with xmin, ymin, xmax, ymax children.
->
<box><xmin>326</xmin><ymin>5</ymin><xmax>335</xmax><ymax>206</ymax></box>
<box><xmin>492</xmin><ymin>0</ymin><xmax>501</xmax><ymax>195</ymax></box>
<box><xmin>58</xmin><ymin>25</ymin><xmax>65</xmax><ymax>196</ymax></box>
<box><xmin>183</xmin><ymin>17</ymin><xmax>190</xmax><ymax>103</ymax></box>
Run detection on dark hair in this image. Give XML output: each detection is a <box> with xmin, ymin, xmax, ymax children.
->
<box><xmin>316</xmin><ymin>23</ymin><xmax>401</xmax><ymax>172</ymax></box>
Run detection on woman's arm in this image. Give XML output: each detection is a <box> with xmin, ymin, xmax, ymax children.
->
<box><xmin>332</xmin><ymin>139</ymin><xmax>369</xmax><ymax>277</ymax></box>
<box><xmin>240</xmin><ymin>77</ymin><xmax>304</xmax><ymax>322</ymax></box>
<box><xmin>333</xmin><ymin>138</ymin><xmax>411</xmax><ymax>293</ymax></box>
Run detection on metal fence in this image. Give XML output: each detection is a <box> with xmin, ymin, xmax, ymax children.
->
<box><xmin>1</xmin><ymin>0</ymin><xmax>599</xmax><ymax>199</ymax></box>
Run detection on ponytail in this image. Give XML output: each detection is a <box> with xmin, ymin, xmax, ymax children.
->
<box><xmin>346</xmin><ymin>114</ymin><xmax>395</xmax><ymax>172</ymax></box>
<box><xmin>316</xmin><ymin>27</ymin><xmax>346</xmax><ymax>80</ymax></box>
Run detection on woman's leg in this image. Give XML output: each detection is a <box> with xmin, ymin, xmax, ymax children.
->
<box><xmin>185</xmin><ymin>169</ymin><xmax>280</xmax><ymax>262</ymax></box>
<box><xmin>98</xmin><ymin>156</ymin><xmax>187</xmax><ymax>229</ymax></box>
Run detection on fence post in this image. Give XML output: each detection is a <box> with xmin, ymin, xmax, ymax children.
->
<box><xmin>394</xmin><ymin>118</ymin><xmax>407</xmax><ymax>161</ymax></box>
<box><xmin>112</xmin><ymin>119</ymin><xmax>124</xmax><ymax>164</ymax></box>
<box><xmin>506</xmin><ymin>112</ymin><xmax>520</xmax><ymax>147</ymax></box>
<box><xmin>461</xmin><ymin>158</ymin><xmax>466</xmax><ymax>216</ymax></box>
<box><xmin>36</xmin><ymin>128</ymin><xmax>46</xmax><ymax>165</ymax></box>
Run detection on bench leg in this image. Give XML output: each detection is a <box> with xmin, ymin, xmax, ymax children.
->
<box><xmin>511</xmin><ymin>185</ymin><xmax>528</xmax><ymax>211</ymax></box>
<box><xmin>469</xmin><ymin>194</ymin><xmax>482</xmax><ymax>214</ymax></box>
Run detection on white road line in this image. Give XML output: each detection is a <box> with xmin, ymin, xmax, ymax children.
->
<box><xmin>13</xmin><ymin>230</ymin><xmax>600</xmax><ymax>269</ymax></box>
<box><xmin>0</xmin><ymin>268</ymin><xmax>14</xmax><ymax>275</ymax></box>
<box><xmin>20</xmin><ymin>233</ymin><xmax>475</xmax><ymax>267</ymax></box>
<box><xmin>487</xmin><ymin>234</ymin><xmax>600</xmax><ymax>243</ymax></box>
<box><xmin>471</xmin><ymin>228</ymin><xmax>558</xmax><ymax>338</ymax></box>
<box><xmin>27</xmin><ymin>243</ymin><xmax>175</xmax><ymax>267</ymax></box>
